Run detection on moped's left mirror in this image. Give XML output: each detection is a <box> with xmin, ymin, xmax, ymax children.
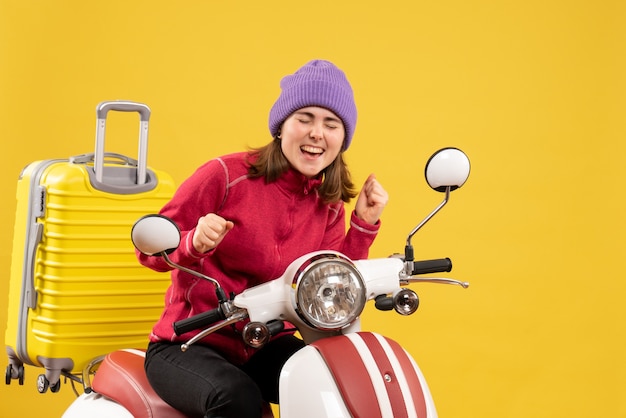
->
<box><xmin>131</xmin><ymin>214</ymin><xmax>181</xmax><ymax>256</ymax></box>
<box><xmin>425</xmin><ymin>147</ymin><xmax>471</xmax><ymax>192</ymax></box>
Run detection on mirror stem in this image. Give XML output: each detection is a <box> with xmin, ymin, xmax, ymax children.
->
<box><xmin>405</xmin><ymin>186</ymin><xmax>451</xmax><ymax>262</ymax></box>
<box><xmin>160</xmin><ymin>251</ymin><xmax>228</xmax><ymax>303</ymax></box>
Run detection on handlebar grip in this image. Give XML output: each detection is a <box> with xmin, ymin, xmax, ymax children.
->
<box><xmin>413</xmin><ymin>258</ymin><xmax>452</xmax><ymax>275</ymax></box>
<box><xmin>173</xmin><ymin>309</ymin><xmax>225</xmax><ymax>336</ymax></box>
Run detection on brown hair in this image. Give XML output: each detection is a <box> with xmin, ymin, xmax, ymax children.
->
<box><xmin>247</xmin><ymin>138</ymin><xmax>357</xmax><ymax>204</ymax></box>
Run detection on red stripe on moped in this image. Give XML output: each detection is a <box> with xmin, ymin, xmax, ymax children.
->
<box><xmin>312</xmin><ymin>332</ymin><xmax>428</xmax><ymax>417</ymax></box>
<box><xmin>361</xmin><ymin>333</ymin><xmax>428</xmax><ymax>417</ymax></box>
<box><xmin>312</xmin><ymin>335</ymin><xmax>382</xmax><ymax>418</ymax></box>
<box><xmin>360</xmin><ymin>333</ymin><xmax>408</xmax><ymax>417</ymax></box>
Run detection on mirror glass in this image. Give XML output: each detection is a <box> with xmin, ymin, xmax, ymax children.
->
<box><xmin>131</xmin><ymin>214</ymin><xmax>181</xmax><ymax>255</ymax></box>
<box><xmin>425</xmin><ymin>148</ymin><xmax>470</xmax><ymax>192</ymax></box>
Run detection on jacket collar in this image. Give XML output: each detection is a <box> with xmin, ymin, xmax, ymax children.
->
<box><xmin>277</xmin><ymin>167</ymin><xmax>322</xmax><ymax>196</ymax></box>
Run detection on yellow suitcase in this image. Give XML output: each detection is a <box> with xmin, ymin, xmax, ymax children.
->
<box><xmin>4</xmin><ymin>101</ymin><xmax>176</xmax><ymax>393</ymax></box>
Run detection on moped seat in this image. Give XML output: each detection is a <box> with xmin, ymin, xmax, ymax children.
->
<box><xmin>92</xmin><ymin>349</ymin><xmax>275</xmax><ymax>418</ymax></box>
<box><xmin>92</xmin><ymin>349</ymin><xmax>188</xmax><ymax>418</ymax></box>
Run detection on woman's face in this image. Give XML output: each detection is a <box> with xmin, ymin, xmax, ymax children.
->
<box><xmin>279</xmin><ymin>106</ymin><xmax>345</xmax><ymax>178</ymax></box>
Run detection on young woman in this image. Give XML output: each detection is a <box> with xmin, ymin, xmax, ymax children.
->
<box><xmin>138</xmin><ymin>59</ymin><xmax>388</xmax><ymax>418</ymax></box>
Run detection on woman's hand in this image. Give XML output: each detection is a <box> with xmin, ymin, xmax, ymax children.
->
<box><xmin>355</xmin><ymin>174</ymin><xmax>388</xmax><ymax>225</ymax></box>
<box><xmin>192</xmin><ymin>213</ymin><xmax>234</xmax><ymax>253</ymax></box>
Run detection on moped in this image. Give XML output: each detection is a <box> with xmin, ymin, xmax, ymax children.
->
<box><xmin>60</xmin><ymin>147</ymin><xmax>471</xmax><ymax>418</ymax></box>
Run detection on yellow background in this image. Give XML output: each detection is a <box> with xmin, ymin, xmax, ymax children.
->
<box><xmin>1</xmin><ymin>1</ymin><xmax>625</xmax><ymax>417</ymax></box>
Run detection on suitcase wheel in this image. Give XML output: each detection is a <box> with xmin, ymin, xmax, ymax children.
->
<box><xmin>37</xmin><ymin>373</ymin><xmax>60</xmax><ymax>393</ymax></box>
<box><xmin>5</xmin><ymin>364</ymin><xmax>25</xmax><ymax>386</ymax></box>
<box><xmin>37</xmin><ymin>374</ymin><xmax>49</xmax><ymax>393</ymax></box>
<box><xmin>50</xmin><ymin>379</ymin><xmax>61</xmax><ymax>393</ymax></box>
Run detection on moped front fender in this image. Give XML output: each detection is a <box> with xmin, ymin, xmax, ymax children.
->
<box><xmin>279</xmin><ymin>332</ymin><xmax>437</xmax><ymax>418</ymax></box>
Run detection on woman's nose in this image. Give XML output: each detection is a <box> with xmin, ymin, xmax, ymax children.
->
<box><xmin>309</xmin><ymin>122</ymin><xmax>323</xmax><ymax>140</ymax></box>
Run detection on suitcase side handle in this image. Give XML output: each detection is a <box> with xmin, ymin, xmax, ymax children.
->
<box><xmin>94</xmin><ymin>101</ymin><xmax>151</xmax><ymax>186</ymax></box>
<box><xmin>25</xmin><ymin>222</ymin><xmax>43</xmax><ymax>309</ymax></box>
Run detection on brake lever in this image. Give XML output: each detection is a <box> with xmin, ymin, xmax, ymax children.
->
<box><xmin>400</xmin><ymin>275</ymin><xmax>470</xmax><ymax>288</ymax></box>
<box><xmin>181</xmin><ymin>310</ymin><xmax>249</xmax><ymax>352</ymax></box>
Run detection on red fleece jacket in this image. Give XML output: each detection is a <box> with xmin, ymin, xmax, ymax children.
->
<box><xmin>137</xmin><ymin>152</ymin><xmax>380</xmax><ymax>364</ymax></box>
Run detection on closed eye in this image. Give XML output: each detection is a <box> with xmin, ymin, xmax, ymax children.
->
<box><xmin>293</xmin><ymin>110</ymin><xmax>342</xmax><ymax>129</ymax></box>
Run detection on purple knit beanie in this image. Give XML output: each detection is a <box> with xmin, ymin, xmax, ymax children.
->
<box><xmin>269</xmin><ymin>60</ymin><xmax>357</xmax><ymax>150</ymax></box>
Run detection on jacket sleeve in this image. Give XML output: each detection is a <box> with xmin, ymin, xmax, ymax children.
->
<box><xmin>136</xmin><ymin>159</ymin><xmax>228</xmax><ymax>272</ymax></box>
<box><xmin>321</xmin><ymin>203</ymin><xmax>380</xmax><ymax>260</ymax></box>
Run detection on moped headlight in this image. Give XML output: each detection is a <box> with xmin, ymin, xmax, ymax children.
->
<box><xmin>292</xmin><ymin>253</ymin><xmax>366</xmax><ymax>330</ymax></box>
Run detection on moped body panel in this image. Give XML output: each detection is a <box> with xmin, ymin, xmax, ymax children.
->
<box><xmin>280</xmin><ymin>343</ymin><xmax>352</xmax><ymax>417</ymax></box>
<box><xmin>280</xmin><ymin>332</ymin><xmax>437</xmax><ymax>418</ymax></box>
<box><xmin>62</xmin><ymin>392</ymin><xmax>134</xmax><ymax>418</ymax></box>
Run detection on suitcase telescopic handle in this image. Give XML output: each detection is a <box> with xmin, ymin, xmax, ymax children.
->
<box><xmin>94</xmin><ymin>101</ymin><xmax>151</xmax><ymax>185</ymax></box>
<box><xmin>96</xmin><ymin>101</ymin><xmax>151</xmax><ymax>121</ymax></box>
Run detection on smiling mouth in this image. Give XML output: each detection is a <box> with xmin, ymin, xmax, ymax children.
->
<box><xmin>301</xmin><ymin>145</ymin><xmax>324</xmax><ymax>155</ymax></box>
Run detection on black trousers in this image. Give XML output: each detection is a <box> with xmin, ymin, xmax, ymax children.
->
<box><xmin>145</xmin><ymin>335</ymin><xmax>304</xmax><ymax>418</ymax></box>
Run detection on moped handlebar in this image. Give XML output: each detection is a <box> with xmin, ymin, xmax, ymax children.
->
<box><xmin>173</xmin><ymin>308</ymin><xmax>226</xmax><ymax>336</ymax></box>
<box><xmin>173</xmin><ymin>257</ymin><xmax>455</xmax><ymax>335</ymax></box>
<box><xmin>412</xmin><ymin>258</ymin><xmax>452</xmax><ymax>275</ymax></box>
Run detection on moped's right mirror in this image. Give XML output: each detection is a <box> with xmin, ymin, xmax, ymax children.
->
<box><xmin>405</xmin><ymin>148</ymin><xmax>470</xmax><ymax>263</ymax></box>
<box><xmin>131</xmin><ymin>214</ymin><xmax>229</xmax><ymax>304</ymax></box>
<box><xmin>131</xmin><ymin>214</ymin><xmax>181</xmax><ymax>256</ymax></box>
